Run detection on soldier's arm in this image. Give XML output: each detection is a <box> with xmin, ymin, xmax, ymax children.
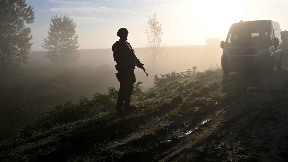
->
<box><xmin>112</xmin><ymin>42</ymin><xmax>118</xmax><ymax>62</ymax></box>
<box><xmin>135</xmin><ymin>58</ymin><xmax>144</xmax><ymax>69</ymax></box>
<box><xmin>113</xmin><ymin>42</ymin><xmax>133</xmax><ymax>64</ymax></box>
<box><xmin>126</xmin><ymin>43</ymin><xmax>143</xmax><ymax>68</ymax></box>
<box><xmin>112</xmin><ymin>42</ymin><xmax>125</xmax><ymax>63</ymax></box>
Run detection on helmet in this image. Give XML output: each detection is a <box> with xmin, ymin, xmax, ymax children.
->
<box><xmin>117</xmin><ymin>28</ymin><xmax>128</xmax><ymax>37</ymax></box>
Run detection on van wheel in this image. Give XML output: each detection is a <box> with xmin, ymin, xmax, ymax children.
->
<box><xmin>276</xmin><ymin>54</ymin><xmax>282</xmax><ymax>70</ymax></box>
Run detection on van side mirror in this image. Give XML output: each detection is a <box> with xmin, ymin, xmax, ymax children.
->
<box><xmin>220</xmin><ymin>41</ymin><xmax>225</xmax><ymax>48</ymax></box>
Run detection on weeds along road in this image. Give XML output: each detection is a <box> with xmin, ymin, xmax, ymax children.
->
<box><xmin>2</xmin><ymin>68</ymin><xmax>288</xmax><ymax>162</ymax></box>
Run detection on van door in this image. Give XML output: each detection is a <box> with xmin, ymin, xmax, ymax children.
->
<box><xmin>272</xmin><ymin>29</ymin><xmax>281</xmax><ymax>64</ymax></box>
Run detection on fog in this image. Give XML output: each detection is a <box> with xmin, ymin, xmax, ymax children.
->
<box><xmin>25</xmin><ymin>45</ymin><xmax>222</xmax><ymax>90</ymax></box>
<box><xmin>0</xmin><ymin>45</ymin><xmax>221</xmax><ymax>125</ymax></box>
<box><xmin>3</xmin><ymin>1</ymin><xmax>288</xmax><ymax>160</ymax></box>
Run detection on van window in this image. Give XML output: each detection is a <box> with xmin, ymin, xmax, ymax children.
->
<box><xmin>226</xmin><ymin>30</ymin><xmax>267</xmax><ymax>46</ymax></box>
<box><xmin>251</xmin><ymin>33</ymin><xmax>259</xmax><ymax>37</ymax></box>
<box><xmin>226</xmin><ymin>22</ymin><xmax>271</xmax><ymax>47</ymax></box>
<box><xmin>227</xmin><ymin>34</ymin><xmax>238</xmax><ymax>44</ymax></box>
<box><xmin>274</xmin><ymin>29</ymin><xmax>281</xmax><ymax>39</ymax></box>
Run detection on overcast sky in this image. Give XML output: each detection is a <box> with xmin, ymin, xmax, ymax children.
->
<box><xmin>26</xmin><ymin>0</ymin><xmax>288</xmax><ymax>51</ymax></box>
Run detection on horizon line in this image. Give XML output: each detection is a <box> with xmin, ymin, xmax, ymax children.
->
<box><xmin>30</xmin><ymin>44</ymin><xmax>208</xmax><ymax>52</ymax></box>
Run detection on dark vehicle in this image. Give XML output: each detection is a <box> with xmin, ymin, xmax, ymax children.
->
<box><xmin>220</xmin><ymin>20</ymin><xmax>283</xmax><ymax>75</ymax></box>
<box><xmin>281</xmin><ymin>30</ymin><xmax>288</xmax><ymax>47</ymax></box>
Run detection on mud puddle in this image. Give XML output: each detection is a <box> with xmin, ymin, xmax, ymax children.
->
<box><xmin>113</xmin><ymin>109</ymin><xmax>226</xmax><ymax>153</ymax></box>
<box><xmin>165</xmin><ymin>109</ymin><xmax>225</xmax><ymax>141</ymax></box>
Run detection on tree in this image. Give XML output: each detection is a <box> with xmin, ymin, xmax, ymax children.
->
<box><xmin>144</xmin><ymin>13</ymin><xmax>167</xmax><ymax>67</ymax></box>
<box><xmin>0</xmin><ymin>0</ymin><xmax>35</xmax><ymax>74</ymax></box>
<box><xmin>42</xmin><ymin>15</ymin><xmax>80</xmax><ymax>65</ymax></box>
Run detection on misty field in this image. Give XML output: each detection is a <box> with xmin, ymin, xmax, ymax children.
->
<box><xmin>26</xmin><ymin>45</ymin><xmax>222</xmax><ymax>88</ymax></box>
<box><xmin>0</xmin><ymin>45</ymin><xmax>222</xmax><ymax>127</ymax></box>
<box><xmin>2</xmin><ymin>45</ymin><xmax>288</xmax><ymax>161</ymax></box>
<box><xmin>2</xmin><ymin>61</ymin><xmax>288</xmax><ymax>161</ymax></box>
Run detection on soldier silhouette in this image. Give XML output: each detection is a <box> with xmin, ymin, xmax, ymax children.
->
<box><xmin>112</xmin><ymin>28</ymin><xmax>146</xmax><ymax>114</ymax></box>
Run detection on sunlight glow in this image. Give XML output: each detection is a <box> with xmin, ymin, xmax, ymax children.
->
<box><xmin>192</xmin><ymin>0</ymin><xmax>244</xmax><ymax>32</ymax></box>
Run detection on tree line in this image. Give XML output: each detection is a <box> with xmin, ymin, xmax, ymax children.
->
<box><xmin>0</xmin><ymin>0</ymin><xmax>166</xmax><ymax>75</ymax></box>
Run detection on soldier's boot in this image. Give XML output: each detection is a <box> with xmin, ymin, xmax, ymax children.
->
<box><xmin>124</xmin><ymin>104</ymin><xmax>137</xmax><ymax>112</ymax></box>
<box><xmin>123</xmin><ymin>100</ymin><xmax>137</xmax><ymax>112</ymax></box>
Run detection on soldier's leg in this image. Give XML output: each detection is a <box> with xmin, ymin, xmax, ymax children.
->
<box><xmin>124</xmin><ymin>81</ymin><xmax>134</xmax><ymax>106</ymax></box>
<box><xmin>124</xmin><ymin>72</ymin><xmax>136</xmax><ymax>110</ymax></box>
<box><xmin>117</xmin><ymin>81</ymin><xmax>124</xmax><ymax>111</ymax></box>
<box><xmin>116</xmin><ymin>72</ymin><xmax>126</xmax><ymax>113</ymax></box>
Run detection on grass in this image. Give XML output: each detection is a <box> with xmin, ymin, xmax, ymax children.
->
<box><xmin>0</xmin><ymin>67</ymin><xmax>256</xmax><ymax>161</ymax></box>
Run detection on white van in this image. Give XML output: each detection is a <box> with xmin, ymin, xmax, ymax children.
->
<box><xmin>220</xmin><ymin>20</ymin><xmax>283</xmax><ymax>75</ymax></box>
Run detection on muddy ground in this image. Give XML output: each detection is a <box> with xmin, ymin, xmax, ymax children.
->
<box><xmin>162</xmin><ymin>69</ymin><xmax>288</xmax><ymax>162</ymax></box>
<box><xmin>2</xmin><ymin>68</ymin><xmax>288</xmax><ymax>162</ymax></box>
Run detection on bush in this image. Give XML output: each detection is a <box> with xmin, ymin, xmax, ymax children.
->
<box><xmin>19</xmin><ymin>82</ymin><xmax>145</xmax><ymax>138</ymax></box>
<box><xmin>132</xmin><ymin>81</ymin><xmax>144</xmax><ymax>97</ymax></box>
<box><xmin>153</xmin><ymin>67</ymin><xmax>197</xmax><ymax>88</ymax></box>
<box><xmin>170</xmin><ymin>95</ymin><xmax>183</xmax><ymax>107</ymax></box>
<box><xmin>0</xmin><ymin>108</ymin><xmax>21</xmax><ymax>143</ymax></box>
<box><xmin>34</xmin><ymin>92</ymin><xmax>116</xmax><ymax>130</ymax></box>
<box><xmin>145</xmin><ymin>92</ymin><xmax>157</xmax><ymax>100</ymax></box>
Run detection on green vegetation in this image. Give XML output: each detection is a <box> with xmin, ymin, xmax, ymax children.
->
<box><xmin>0</xmin><ymin>65</ymin><xmax>118</xmax><ymax>126</ymax></box>
<box><xmin>0</xmin><ymin>66</ymin><xmax>262</xmax><ymax>161</ymax></box>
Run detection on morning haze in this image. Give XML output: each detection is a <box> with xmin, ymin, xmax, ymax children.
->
<box><xmin>26</xmin><ymin>46</ymin><xmax>222</xmax><ymax>90</ymax></box>
<box><xmin>2</xmin><ymin>0</ymin><xmax>288</xmax><ymax>161</ymax></box>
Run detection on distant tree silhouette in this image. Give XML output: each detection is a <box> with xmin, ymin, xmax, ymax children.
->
<box><xmin>42</xmin><ymin>15</ymin><xmax>79</xmax><ymax>65</ymax></box>
<box><xmin>144</xmin><ymin>13</ymin><xmax>167</xmax><ymax>67</ymax></box>
<box><xmin>0</xmin><ymin>0</ymin><xmax>35</xmax><ymax>74</ymax></box>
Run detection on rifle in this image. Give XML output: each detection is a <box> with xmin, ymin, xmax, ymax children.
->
<box><xmin>141</xmin><ymin>66</ymin><xmax>148</xmax><ymax>76</ymax></box>
<box><xmin>125</xmin><ymin>41</ymin><xmax>148</xmax><ymax>76</ymax></box>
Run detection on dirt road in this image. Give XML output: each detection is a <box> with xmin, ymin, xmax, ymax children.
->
<box><xmin>162</xmin><ymin>69</ymin><xmax>288</xmax><ymax>162</ymax></box>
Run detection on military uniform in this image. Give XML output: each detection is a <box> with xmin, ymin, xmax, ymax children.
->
<box><xmin>112</xmin><ymin>28</ymin><xmax>143</xmax><ymax>114</ymax></box>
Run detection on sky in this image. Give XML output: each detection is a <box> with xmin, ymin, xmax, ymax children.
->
<box><xmin>26</xmin><ymin>0</ymin><xmax>288</xmax><ymax>51</ymax></box>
